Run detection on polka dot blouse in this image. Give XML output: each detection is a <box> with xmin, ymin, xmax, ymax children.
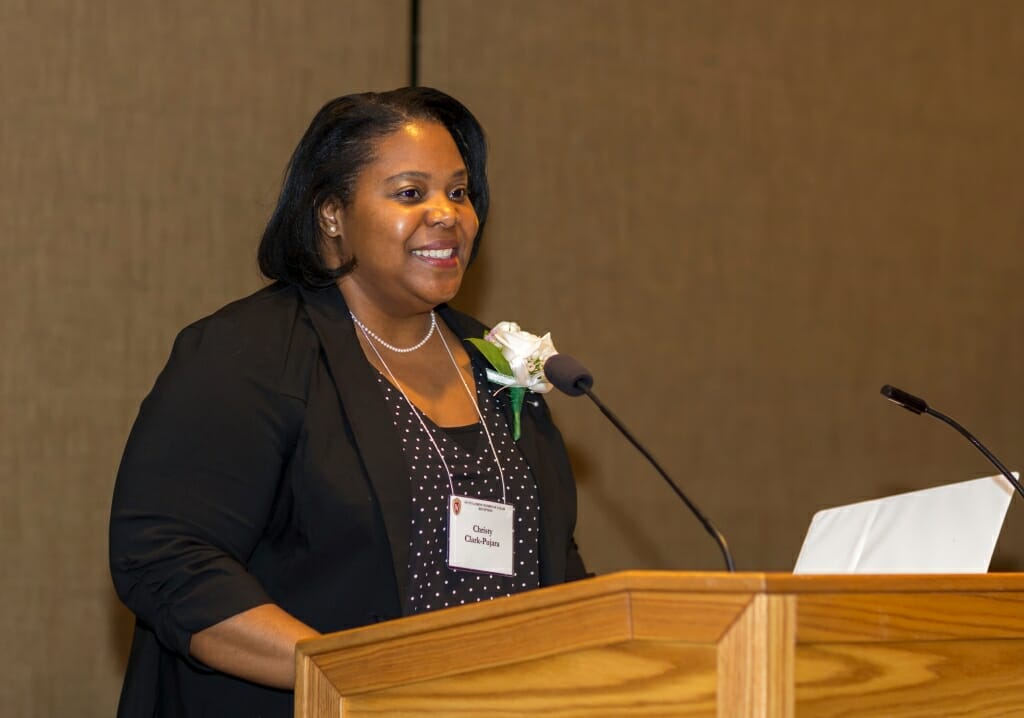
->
<box><xmin>376</xmin><ymin>360</ymin><xmax>541</xmax><ymax>615</ymax></box>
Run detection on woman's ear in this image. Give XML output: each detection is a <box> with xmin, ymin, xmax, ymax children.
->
<box><xmin>318</xmin><ymin>197</ymin><xmax>346</xmax><ymax>269</ymax></box>
<box><xmin>318</xmin><ymin>197</ymin><xmax>343</xmax><ymax>239</ymax></box>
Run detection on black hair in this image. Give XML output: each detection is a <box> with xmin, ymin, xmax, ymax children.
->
<box><xmin>257</xmin><ymin>87</ymin><xmax>489</xmax><ymax>288</ymax></box>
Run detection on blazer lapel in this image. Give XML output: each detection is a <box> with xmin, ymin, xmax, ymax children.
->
<box><xmin>514</xmin><ymin>398</ymin><xmax>570</xmax><ymax>584</ymax></box>
<box><xmin>437</xmin><ymin>306</ymin><xmax>517</xmax><ymax>430</ymax></box>
<box><xmin>439</xmin><ymin>306</ymin><xmax>569</xmax><ymax>584</ymax></box>
<box><xmin>299</xmin><ymin>286</ymin><xmax>412</xmax><ymax>608</ymax></box>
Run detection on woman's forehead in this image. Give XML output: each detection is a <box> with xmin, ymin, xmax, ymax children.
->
<box><xmin>367</xmin><ymin>120</ymin><xmax>465</xmax><ymax>175</ymax></box>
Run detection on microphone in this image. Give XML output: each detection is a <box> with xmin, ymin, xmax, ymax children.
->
<box><xmin>880</xmin><ymin>384</ymin><xmax>1024</xmax><ymax>500</ymax></box>
<box><xmin>544</xmin><ymin>354</ymin><xmax>736</xmax><ymax>571</ymax></box>
<box><xmin>543</xmin><ymin>353</ymin><xmax>593</xmax><ymax>396</ymax></box>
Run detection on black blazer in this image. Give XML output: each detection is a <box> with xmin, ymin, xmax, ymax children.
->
<box><xmin>110</xmin><ymin>282</ymin><xmax>587</xmax><ymax>717</ymax></box>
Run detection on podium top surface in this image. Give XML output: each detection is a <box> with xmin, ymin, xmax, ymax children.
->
<box><xmin>297</xmin><ymin>570</ymin><xmax>1024</xmax><ymax>659</ymax></box>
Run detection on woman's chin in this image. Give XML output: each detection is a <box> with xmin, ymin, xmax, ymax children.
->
<box><xmin>421</xmin><ymin>277</ymin><xmax>465</xmax><ymax>307</ymax></box>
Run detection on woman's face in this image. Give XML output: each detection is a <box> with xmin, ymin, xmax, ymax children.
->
<box><xmin>324</xmin><ymin>120</ymin><xmax>480</xmax><ymax>316</ymax></box>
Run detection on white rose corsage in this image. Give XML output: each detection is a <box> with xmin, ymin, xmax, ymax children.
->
<box><xmin>467</xmin><ymin>321</ymin><xmax>557</xmax><ymax>440</ymax></box>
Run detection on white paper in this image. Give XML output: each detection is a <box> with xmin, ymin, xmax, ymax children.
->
<box><xmin>794</xmin><ymin>473</ymin><xmax>1016</xmax><ymax>574</ymax></box>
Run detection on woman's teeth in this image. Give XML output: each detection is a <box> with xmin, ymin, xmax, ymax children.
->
<box><xmin>412</xmin><ymin>248</ymin><xmax>454</xmax><ymax>259</ymax></box>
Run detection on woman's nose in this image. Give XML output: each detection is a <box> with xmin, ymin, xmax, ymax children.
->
<box><xmin>426</xmin><ymin>198</ymin><xmax>457</xmax><ymax>228</ymax></box>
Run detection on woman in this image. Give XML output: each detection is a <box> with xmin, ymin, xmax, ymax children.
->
<box><xmin>109</xmin><ymin>87</ymin><xmax>587</xmax><ymax>717</ymax></box>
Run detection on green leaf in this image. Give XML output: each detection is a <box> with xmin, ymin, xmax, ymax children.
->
<box><xmin>466</xmin><ymin>337</ymin><xmax>512</xmax><ymax>376</ymax></box>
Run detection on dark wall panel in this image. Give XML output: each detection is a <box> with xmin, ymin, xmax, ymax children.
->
<box><xmin>421</xmin><ymin>0</ymin><xmax>1024</xmax><ymax>573</ymax></box>
<box><xmin>0</xmin><ymin>2</ymin><xmax>406</xmax><ymax>714</ymax></box>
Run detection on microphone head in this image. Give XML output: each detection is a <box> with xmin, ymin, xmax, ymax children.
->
<box><xmin>544</xmin><ymin>354</ymin><xmax>594</xmax><ymax>397</ymax></box>
<box><xmin>880</xmin><ymin>384</ymin><xmax>929</xmax><ymax>415</ymax></box>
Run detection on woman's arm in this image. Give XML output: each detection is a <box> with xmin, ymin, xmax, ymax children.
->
<box><xmin>111</xmin><ymin>316</ymin><xmax>310</xmax><ymax>681</ymax></box>
<box><xmin>189</xmin><ymin>604</ymin><xmax>321</xmax><ymax>689</ymax></box>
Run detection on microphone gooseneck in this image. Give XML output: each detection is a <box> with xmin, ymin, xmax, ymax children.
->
<box><xmin>880</xmin><ymin>384</ymin><xmax>1024</xmax><ymax>500</ymax></box>
<box><xmin>545</xmin><ymin>354</ymin><xmax>736</xmax><ymax>571</ymax></box>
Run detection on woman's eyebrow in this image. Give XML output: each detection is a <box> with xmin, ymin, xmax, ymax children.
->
<box><xmin>384</xmin><ymin>168</ymin><xmax>468</xmax><ymax>183</ymax></box>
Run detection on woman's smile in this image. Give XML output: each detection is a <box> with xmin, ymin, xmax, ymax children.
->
<box><xmin>411</xmin><ymin>244</ymin><xmax>457</xmax><ymax>264</ymax></box>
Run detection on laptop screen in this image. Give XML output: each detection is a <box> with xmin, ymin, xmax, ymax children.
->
<box><xmin>794</xmin><ymin>473</ymin><xmax>1015</xmax><ymax>574</ymax></box>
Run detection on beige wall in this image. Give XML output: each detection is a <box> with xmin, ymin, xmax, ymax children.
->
<box><xmin>422</xmin><ymin>0</ymin><xmax>1024</xmax><ymax>573</ymax></box>
<box><xmin>0</xmin><ymin>2</ymin><xmax>406</xmax><ymax>714</ymax></box>
<box><xmin>4</xmin><ymin>1</ymin><xmax>1024</xmax><ymax>714</ymax></box>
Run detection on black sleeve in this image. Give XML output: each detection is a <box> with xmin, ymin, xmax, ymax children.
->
<box><xmin>109</xmin><ymin>316</ymin><xmax>303</xmax><ymax>661</ymax></box>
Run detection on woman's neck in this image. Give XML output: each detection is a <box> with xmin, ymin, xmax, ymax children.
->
<box><xmin>340</xmin><ymin>287</ymin><xmax>438</xmax><ymax>349</ymax></box>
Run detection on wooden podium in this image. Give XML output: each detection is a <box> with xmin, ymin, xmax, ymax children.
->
<box><xmin>295</xmin><ymin>571</ymin><xmax>1024</xmax><ymax>717</ymax></box>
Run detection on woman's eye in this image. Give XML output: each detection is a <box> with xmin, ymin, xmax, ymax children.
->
<box><xmin>449</xmin><ymin>187</ymin><xmax>468</xmax><ymax>201</ymax></box>
<box><xmin>396</xmin><ymin>188</ymin><xmax>422</xmax><ymax>200</ymax></box>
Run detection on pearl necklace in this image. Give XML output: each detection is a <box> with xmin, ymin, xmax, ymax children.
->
<box><xmin>354</xmin><ymin>317</ymin><xmax>508</xmax><ymax>504</ymax></box>
<box><xmin>349</xmin><ymin>310</ymin><xmax>437</xmax><ymax>353</ymax></box>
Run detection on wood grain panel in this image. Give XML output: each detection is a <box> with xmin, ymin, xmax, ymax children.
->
<box><xmin>297</xmin><ymin>572</ymin><xmax>1024</xmax><ymax>717</ymax></box>
<box><xmin>309</xmin><ymin>593</ymin><xmax>633</xmax><ymax>694</ymax></box>
<box><xmin>797</xmin><ymin>592</ymin><xmax>1024</xmax><ymax>642</ymax></box>
<box><xmin>630</xmin><ymin>590</ymin><xmax>752</xmax><ymax>642</ymax></box>
<box><xmin>340</xmin><ymin>642</ymin><xmax>719</xmax><ymax>717</ymax></box>
<box><xmin>795</xmin><ymin>640</ymin><xmax>1024</xmax><ymax>717</ymax></box>
<box><xmin>718</xmin><ymin>594</ymin><xmax>795</xmax><ymax>718</ymax></box>
<box><xmin>297</xmin><ymin>666</ymin><xmax>343</xmax><ymax>718</ymax></box>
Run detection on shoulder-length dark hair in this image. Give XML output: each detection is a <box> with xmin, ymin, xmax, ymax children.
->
<box><xmin>258</xmin><ymin>87</ymin><xmax>489</xmax><ymax>288</ymax></box>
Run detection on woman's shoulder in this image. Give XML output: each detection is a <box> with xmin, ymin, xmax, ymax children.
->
<box><xmin>179</xmin><ymin>282</ymin><xmax>317</xmax><ymax>346</ymax></box>
<box><xmin>166</xmin><ymin>282</ymin><xmax>319</xmax><ymax>399</ymax></box>
<box><xmin>189</xmin><ymin>281</ymin><xmax>304</xmax><ymax>333</ymax></box>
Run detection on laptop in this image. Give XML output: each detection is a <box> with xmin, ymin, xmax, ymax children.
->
<box><xmin>793</xmin><ymin>473</ymin><xmax>1016</xmax><ymax>574</ymax></box>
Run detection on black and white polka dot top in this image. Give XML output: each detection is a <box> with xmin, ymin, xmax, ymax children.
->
<box><xmin>376</xmin><ymin>360</ymin><xmax>541</xmax><ymax>615</ymax></box>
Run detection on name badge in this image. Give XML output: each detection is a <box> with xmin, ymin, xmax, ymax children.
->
<box><xmin>448</xmin><ymin>495</ymin><xmax>515</xmax><ymax>576</ymax></box>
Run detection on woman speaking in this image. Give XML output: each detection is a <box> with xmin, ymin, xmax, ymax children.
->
<box><xmin>109</xmin><ymin>87</ymin><xmax>587</xmax><ymax>717</ymax></box>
